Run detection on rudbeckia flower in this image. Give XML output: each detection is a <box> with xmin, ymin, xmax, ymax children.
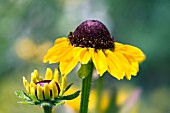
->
<box><xmin>44</xmin><ymin>20</ymin><xmax>145</xmax><ymax>80</ymax></box>
<box><xmin>16</xmin><ymin>68</ymin><xmax>80</xmax><ymax>109</ymax></box>
<box><xmin>23</xmin><ymin>68</ymin><xmax>67</xmax><ymax>101</ymax></box>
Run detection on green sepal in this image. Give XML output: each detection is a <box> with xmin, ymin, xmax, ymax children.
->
<box><xmin>78</xmin><ymin>61</ymin><xmax>93</xmax><ymax>79</ymax></box>
<box><xmin>60</xmin><ymin>90</ymin><xmax>80</xmax><ymax>100</ymax></box>
<box><xmin>29</xmin><ymin>95</ymin><xmax>39</xmax><ymax>102</ymax></box>
<box><xmin>55</xmin><ymin>101</ymin><xmax>65</xmax><ymax>107</ymax></box>
<box><xmin>15</xmin><ymin>90</ymin><xmax>40</xmax><ymax>105</ymax></box>
<box><xmin>17</xmin><ymin>101</ymin><xmax>35</xmax><ymax>105</ymax></box>
<box><xmin>41</xmin><ymin>102</ymin><xmax>52</xmax><ymax>107</ymax></box>
<box><xmin>63</xmin><ymin>83</ymin><xmax>73</xmax><ymax>93</ymax></box>
<box><xmin>15</xmin><ymin>90</ymin><xmax>31</xmax><ymax>101</ymax></box>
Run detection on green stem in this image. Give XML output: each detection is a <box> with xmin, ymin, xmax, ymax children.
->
<box><xmin>43</xmin><ymin>106</ymin><xmax>52</xmax><ymax>113</ymax></box>
<box><xmin>79</xmin><ymin>61</ymin><xmax>93</xmax><ymax>113</ymax></box>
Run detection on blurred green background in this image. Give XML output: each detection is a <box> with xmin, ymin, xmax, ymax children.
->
<box><xmin>0</xmin><ymin>0</ymin><xmax>170</xmax><ymax>113</ymax></box>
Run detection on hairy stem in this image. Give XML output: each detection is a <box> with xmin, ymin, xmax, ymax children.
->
<box><xmin>79</xmin><ymin>61</ymin><xmax>93</xmax><ymax>113</ymax></box>
<box><xmin>43</xmin><ymin>106</ymin><xmax>52</xmax><ymax>113</ymax></box>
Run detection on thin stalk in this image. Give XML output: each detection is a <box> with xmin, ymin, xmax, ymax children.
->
<box><xmin>79</xmin><ymin>61</ymin><xmax>93</xmax><ymax>113</ymax></box>
<box><xmin>43</xmin><ymin>106</ymin><xmax>52</xmax><ymax>113</ymax></box>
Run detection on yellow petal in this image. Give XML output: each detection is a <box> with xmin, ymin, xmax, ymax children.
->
<box><xmin>91</xmin><ymin>49</ymin><xmax>107</xmax><ymax>76</ymax></box>
<box><xmin>44</xmin><ymin>37</ymin><xmax>71</xmax><ymax>63</ymax></box>
<box><xmin>130</xmin><ymin>57</ymin><xmax>139</xmax><ymax>73</ymax></box>
<box><xmin>114</xmin><ymin>51</ymin><xmax>132</xmax><ymax>79</ymax></box>
<box><xmin>30</xmin><ymin>82</ymin><xmax>36</xmax><ymax>96</ymax></box>
<box><xmin>54</xmin><ymin>37</ymin><xmax>68</xmax><ymax>45</ymax></box>
<box><xmin>44</xmin><ymin>83</ymin><xmax>51</xmax><ymax>100</ymax></box>
<box><xmin>125</xmin><ymin>69</ymin><xmax>131</xmax><ymax>80</ymax></box>
<box><xmin>23</xmin><ymin>76</ymin><xmax>28</xmax><ymax>87</ymax></box>
<box><xmin>31</xmin><ymin>72</ymin><xmax>39</xmax><ymax>83</ymax></box>
<box><xmin>23</xmin><ymin>77</ymin><xmax>30</xmax><ymax>93</ymax></box>
<box><xmin>114</xmin><ymin>42</ymin><xmax>145</xmax><ymax>80</ymax></box>
<box><xmin>114</xmin><ymin>51</ymin><xmax>130</xmax><ymax>71</ymax></box>
<box><xmin>25</xmin><ymin>85</ymin><xmax>30</xmax><ymax>94</ymax></box>
<box><xmin>106</xmin><ymin>57</ymin><xmax>122</xmax><ymax>80</ymax></box>
<box><xmin>37</xmin><ymin>84</ymin><xmax>44</xmax><ymax>100</ymax></box>
<box><xmin>79</xmin><ymin>48</ymin><xmax>91</xmax><ymax>64</ymax></box>
<box><xmin>34</xmin><ymin>70</ymin><xmax>39</xmax><ymax>81</ymax></box>
<box><xmin>49</xmin><ymin>80</ymin><xmax>59</xmax><ymax>98</ymax></box>
<box><xmin>59</xmin><ymin>47</ymin><xmax>83</xmax><ymax>75</ymax></box>
<box><xmin>115</xmin><ymin>42</ymin><xmax>145</xmax><ymax>63</ymax></box>
<box><xmin>48</xmin><ymin>38</ymin><xmax>69</xmax><ymax>54</ymax></box>
<box><xmin>115</xmin><ymin>51</ymin><xmax>136</xmax><ymax>80</ymax></box>
<box><xmin>105</xmin><ymin>50</ymin><xmax>125</xmax><ymax>79</ymax></box>
<box><xmin>60</xmin><ymin>76</ymin><xmax>67</xmax><ymax>95</ymax></box>
<box><xmin>49</xmin><ymin>45</ymin><xmax>74</xmax><ymax>63</ymax></box>
<box><xmin>45</xmin><ymin>68</ymin><xmax>53</xmax><ymax>80</ymax></box>
<box><xmin>117</xmin><ymin>51</ymin><xmax>139</xmax><ymax>80</ymax></box>
<box><xmin>44</xmin><ymin>45</ymin><xmax>71</xmax><ymax>63</ymax></box>
<box><xmin>60</xmin><ymin>46</ymin><xmax>76</xmax><ymax>62</ymax></box>
<box><xmin>130</xmin><ymin>62</ymin><xmax>138</xmax><ymax>76</ymax></box>
<box><xmin>43</xmin><ymin>46</ymin><xmax>59</xmax><ymax>63</ymax></box>
<box><xmin>53</xmin><ymin>68</ymin><xmax>59</xmax><ymax>82</ymax></box>
<box><xmin>114</xmin><ymin>42</ymin><xmax>124</xmax><ymax>50</ymax></box>
<box><xmin>60</xmin><ymin>60</ymin><xmax>78</xmax><ymax>75</ymax></box>
<box><xmin>123</xmin><ymin>54</ymin><xmax>139</xmax><ymax>77</ymax></box>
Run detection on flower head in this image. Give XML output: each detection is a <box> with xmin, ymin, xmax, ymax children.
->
<box><xmin>44</xmin><ymin>20</ymin><xmax>145</xmax><ymax>80</ymax></box>
<box><xmin>23</xmin><ymin>68</ymin><xmax>67</xmax><ymax>101</ymax></box>
<box><xmin>16</xmin><ymin>68</ymin><xmax>80</xmax><ymax>106</ymax></box>
<box><xmin>68</xmin><ymin>20</ymin><xmax>114</xmax><ymax>49</ymax></box>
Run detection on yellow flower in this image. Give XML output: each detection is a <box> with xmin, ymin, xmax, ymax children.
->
<box><xmin>23</xmin><ymin>68</ymin><xmax>67</xmax><ymax>101</ymax></box>
<box><xmin>44</xmin><ymin>20</ymin><xmax>145</xmax><ymax>80</ymax></box>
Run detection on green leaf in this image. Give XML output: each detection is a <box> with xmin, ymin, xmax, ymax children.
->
<box><xmin>15</xmin><ymin>90</ymin><xmax>31</xmax><ymax>101</ymax></box>
<box><xmin>61</xmin><ymin>90</ymin><xmax>81</xmax><ymax>100</ymax></box>
<box><xmin>78</xmin><ymin>62</ymin><xmax>93</xmax><ymax>79</ymax></box>
<box><xmin>63</xmin><ymin>83</ymin><xmax>73</xmax><ymax>93</ymax></box>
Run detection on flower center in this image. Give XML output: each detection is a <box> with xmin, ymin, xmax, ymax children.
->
<box><xmin>68</xmin><ymin>20</ymin><xmax>114</xmax><ymax>49</ymax></box>
<box><xmin>36</xmin><ymin>80</ymin><xmax>51</xmax><ymax>87</ymax></box>
<box><xmin>36</xmin><ymin>80</ymin><xmax>60</xmax><ymax>93</ymax></box>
